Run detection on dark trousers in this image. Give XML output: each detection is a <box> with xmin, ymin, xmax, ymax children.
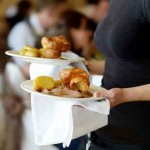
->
<box><xmin>55</xmin><ymin>137</ymin><xmax>82</xmax><ymax>150</ymax></box>
<box><xmin>78</xmin><ymin>134</ymin><xmax>150</xmax><ymax>150</ymax></box>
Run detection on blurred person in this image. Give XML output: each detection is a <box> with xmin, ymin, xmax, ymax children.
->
<box><xmin>6</xmin><ymin>0</ymin><xmax>32</xmax><ymax>29</ymax></box>
<box><xmin>8</xmin><ymin>0</ymin><xmax>67</xmax><ymax>77</ymax></box>
<box><xmin>62</xmin><ymin>10</ymin><xmax>104</xmax><ymax>75</ymax></box>
<box><xmin>87</xmin><ymin>0</ymin><xmax>109</xmax><ymax>23</ymax></box>
<box><xmin>0</xmin><ymin>18</ymin><xmax>25</xmax><ymax>150</ymax></box>
<box><xmin>76</xmin><ymin>0</ymin><xmax>109</xmax><ymax>24</ymax></box>
<box><xmin>62</xmin><ymin>10</ymin><xmax>97</xmax><ymax>60</ymax></box>
<box><xmin>74</xmin><ymin>1</ymin><xmax>108</xmax><ymax>75</ymax></box>
<box><xmin>7</xmin><ymin>0</ymin><xmax>67</xmax><ymax>150</ymax></box>
<box><xmin>88</xmin><ymin>60</ymin><xmax>105</xmax><ymax>75</ymax></box>
<box><xmin>0</xmin><ymin>21</ymin><xmax>9</xmax><ymax>150</ymax></box>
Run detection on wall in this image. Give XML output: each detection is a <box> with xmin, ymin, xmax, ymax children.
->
<box><xmin>0</xmin><ymin>0</ymin><xmax>86</xmax><ymax>18</ymax></box>
<box><xmin>67</xmin><ymin>0</ymin><xmax>86</xmax><ymax>8</ymax></box>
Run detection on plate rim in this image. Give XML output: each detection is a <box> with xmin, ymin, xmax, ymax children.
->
<box><xmin>5</xmin><ymin>50</ymin><xmax>85</xmax><ymax>64</ymax></box>
<box><xmin>20</xmin><ymin>80</ymin><xmax>105</xmax><ymax>101</ymax></box>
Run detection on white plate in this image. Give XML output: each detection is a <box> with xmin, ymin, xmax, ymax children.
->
<box><xmin>5</xmin><ymin>50</ymin><xmax>85</xmax><ymax>65</ymax></box>
<box><xmin>20</xmin><ymin>80</ymin><xmax>105</xmax><ymax>102</ymax></box>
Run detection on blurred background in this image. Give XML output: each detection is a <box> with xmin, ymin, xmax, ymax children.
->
<box><xmin>0</xmin><ymin>0</ymin><xmax>86</xmax><ymax>17</ymax></box>
<box><xmin>0</xmin><ymin>0</ymin><xmax>108</xmax><ymax>150</ymax></box>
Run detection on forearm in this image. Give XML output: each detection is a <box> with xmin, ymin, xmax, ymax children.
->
<box><xmin>88</xmin><ymin>60</ymin><xmax>105</xmax><ymax>75</ymax></box>
<box><xmin>122</xmin><ymin>84</ymin><xmax>150</xmax><ymax>102</ymax></box>
<box><xmin>95</xmin><ymin>83</ymin><xmax>150</xmax><ymax>108</ymax></box>
<box><xmin>22</xmin><ymin>64</ymin><xmax>30</xmax><ymax>79</ymax></box>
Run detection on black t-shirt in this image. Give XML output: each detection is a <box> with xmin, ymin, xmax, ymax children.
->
<box><xmin>94</xmin><ymin>0</ymin><xmax>150</xmax><ymax>144</ymax></box>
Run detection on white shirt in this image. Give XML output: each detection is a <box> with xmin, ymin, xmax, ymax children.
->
<box><xmin>7</xmin><ymin>13</ymin><xmax>45</xmax><ymax>67</ymax></box>
<box><xmin>7</xmin><ymin>14</ymin><xmax>60</xmax><ymax>150</ymax></box>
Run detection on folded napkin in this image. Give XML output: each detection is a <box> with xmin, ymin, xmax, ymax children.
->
<box><xmin>29</xmin><ymin>51</ymin><xmax>110</xmax><ymax>147</ymax></box>
<box><xmin>31</xmin><ymin>95</ymin><xmax>109</xmax><ymax>147</ymax></box>
<box><xmin>30</xmin><ymin>51</ymin><xmax>87</xmax><ymax>80</ymax></box>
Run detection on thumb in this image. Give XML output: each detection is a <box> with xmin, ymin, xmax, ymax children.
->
<box><xmin>94</xmin><ymin>88</ymin><xmax>108</xmax><ymax>97</ymax></box>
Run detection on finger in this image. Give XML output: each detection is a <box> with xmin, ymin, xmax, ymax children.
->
<box><xmin>94</xmin><ymin>91</ymin><xmax>101</xmax><ymax>97</ymax></box>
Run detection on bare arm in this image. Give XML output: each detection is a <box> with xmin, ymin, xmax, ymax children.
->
<box><xmin>95</xmin><ymin>84</ymin><xmax>150</xmax><ymax>108</ymax></box>
<box><xmin>21</xmin><ymin>64</ymin><xmax>30</xmax><ymax>79</ymax></box>
<box><xmin>88</xmin><ymin>60</ymin><xmax>105</xmax><ymax>75</ymax></box>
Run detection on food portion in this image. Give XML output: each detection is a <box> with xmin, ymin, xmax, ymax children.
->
<box><xmin>59</xmin><ymin>68</ymin><xmax>90</xmax><ymax>92</ymax></box>
<box><xmin>70</xmin><ymin>75</ymin><xmax>89</xmax><ymax>92</ymax></box>
<box><xmin>20</xmin><ymin>46</ymin><xmax>39</xmax><ymax>57</ymax></box>
<box><xmin>19</xmin><ymin>36</ymin><xmax>71</xmax><ymax>59</ymax></box>
<box><xmin>33</xmin><ymin>68</ymin><xmax>92</xmax><ymax>98</ymax></box>
<box><xmin>48</xmin><ymin>86</ymin><xmax>92</xmax><ymax>98</ymax></box>
<box><xmin>41</xmin><ymin>36</ymin><xmax>70</xmax><ymax>52</ymax></box>
<box><xmin>34</xmin><ymin>76</ymin><xmax>55</xmax><ymax>91</ymax></box>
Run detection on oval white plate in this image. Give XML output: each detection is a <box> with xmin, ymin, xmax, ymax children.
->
<box><xmin>20</xmin><ymin>80</ymin><xmax>105</xmax><ymax>102</ymax></box>
<box><xmin>5</xmin><ymin>50</ymin><xmax>85</xmax><ymax>65</ymax></box>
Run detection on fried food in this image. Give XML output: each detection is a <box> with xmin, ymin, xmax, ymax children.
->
<box><xmin>38</xmin><ymin>48</ymin><xmax>44</xmax><ymax>57</ymax></box>
<box><xmin>59</xmin><ymin>68</ymin><xmax>73</xmax><ymax>86</ymax></box>
<box><xmin>23</xmin><ymin>46</ymin><xmax>39</xmax><ymax>52</ymax></box>
<box><xmin>59</xmin><ymin>68</ymin><xmax>90</xmax><ymax>92</ymax></box>
<box><xmin>59</xmin><ymin>68</ymin><xmax>89</xmax><ymax>86</ymax></box>
<box><xmin>20</xmin><ymin>36</ymin><xmax>71</xmax><ymax>59</ymax></box>
<box><xmin>42</xmin><ymin>48</ymin><xmax>61</xmax><ymax>59</ymax></box>
<box><xmin>41</xmin><ymin>36</ymin><xmax>70</xmax><ymax>58</ymax></box>
<box><xmin>70</xmin><ymin>75</ymin><xmax>90</xmax><ymax>92</ymax></box>
<box><xmin>70</xmin><ymin>68</ymin><xmax>89</xmax><ymax>79</ymax></box>
<box><xmin>19</xmin><ymin>48</ymin><xmax>26</xmax><ymax>55</ymax></box>
<box><xmin>52</xmin><ymin>36</ymin><xmax>71</xmax><ymax>52</ymax></box>
<box><xmin>20</xmin><ymin>46</ymin><xmax>39</xmax><ymax>57</ymax></box>
<box><xmin>41</xmin><ymin>36</ymin><xmax>70</xmax><ymax>51</ymax></box>
<box><xmin>34</xmin><ymin>76</ymin><xmax>55</xmax><ymax>91</ymax></box>
<box><xmin>33</xmin><ymin>69</ymin><xmax>91</xmax><ymax>98</ymax></box>
<box><xmin>41</xmin><ymin>37</ymin><xmax>61</xmax><ymax>50</ymax></box>
<box><xmin>40</xmin><ymin>37</ymin><xmax>61</xmax><ymax>58</ymax></box>
<box><xmin>24</xmin><ymin>50</ymin><xmax>39</xmax><ymax>57</ymax></box>
<box><xmin>54</xmin><ymin>80</ymin><xmax>62</xmax><ymax>87</ymax></box>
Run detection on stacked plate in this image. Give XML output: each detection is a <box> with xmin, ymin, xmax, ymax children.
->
<box><xmin>5</xmin><ymin>50</ymin><xmax>104</xmax><ymax>101</ymax></box>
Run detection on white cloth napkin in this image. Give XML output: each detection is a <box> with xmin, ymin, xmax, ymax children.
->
<box><xmin>31</xmin><ymin>96</ymin><xmax>109</xmax><ymax>147</ymax></box>
<box><xmin>29</xmin><ymin>51</ymin><xmax>110</xmax><ymax>147</ymax></box>
<box><xmin>30</xmin><ymin>52</ymin><xmax>88</xmax><ymax>80</ymax></box>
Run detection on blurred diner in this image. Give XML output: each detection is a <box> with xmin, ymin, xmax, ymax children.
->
<box><xmin>86</xmin><ymin>0</ymin><xmax>109</xmax><ymax>23</ymax></box>
<box><xmin>61</xmin><ymin>10</ymin><xmax>105</xmax><ymax>75</ymax></box>
<box><xmin>7</xmin><ymin>0</ymin><xmax>68</xmax><ymax>150</ymax></box>
<box><xmin>5</xmin><ymin>0</ymin><xmax>32</xmax><ymax>29</ymax></box>
<box><xmin>0</xmin><ymin>18</ymin><xmax>25</xmax><ymax>150</ymax></box>
<box><xmin>76</xmin><ymin>0</ymin><xmax>109</xmax><ymax>24</ymax></box>
<box><xmin>62</xmin><ymin>10</ymin><xmax>97</xmax><ymax>60</ymax></box>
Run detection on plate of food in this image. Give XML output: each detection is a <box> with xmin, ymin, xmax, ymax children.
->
<box><xmin>20</xmin><ymin>68</ymin><xmax>105</xmax><ymax>101</ymax></box>
<box><xmin>5</xmin><ymin>36</ymin><xmax>85</xmax><ymax>65</ymax></box>
<box><xmin>5</xmin><ymin>50</ymin><xmax>85</xmax><ymax>65</ymax></box>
